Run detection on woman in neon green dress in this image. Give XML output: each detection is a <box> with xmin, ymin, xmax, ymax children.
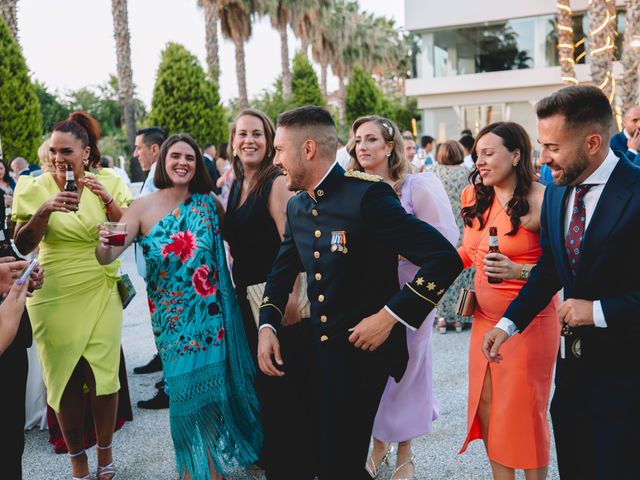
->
<box><xmin>12</xmin><ymin>112</ymin><xmax>132</xmax><ymax>480</ymax></box>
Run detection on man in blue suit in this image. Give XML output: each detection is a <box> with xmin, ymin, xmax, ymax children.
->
<box><xmin>609</xmin><ymin>105</ymin><xmax>640</xmax><ymax>165</ymax></box>
<box><xmin>484</xmin><ymin>86</ymin><xmax>640</xmax><ymax>479</ymax></box>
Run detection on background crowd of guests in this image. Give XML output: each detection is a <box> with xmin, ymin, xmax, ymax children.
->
<box><xmin>0</xmin><ymin>83</ymin><xmax>638</xmax><ymax>480</ymax></box>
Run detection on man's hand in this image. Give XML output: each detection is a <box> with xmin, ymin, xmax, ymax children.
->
<box><xmin>348</xmin><ymin>308</ymin><xmax>396</xmax><ymax>352</ymax></box>
<box><xmin>628</xmin><ymin>129</ymin><xmax>640</xmax><ymax>152</ymax></box>
<box><xmin>257</xmin><ymin>327</ymin><xmax>285</xmax><ymax>377</ymax></box>
<box><xmin>558</xmin><ymin>299</ymin><xmax>593</xmax><ymax>328</ymax></box>
<box><xmin>482</xmin><ymin>328</ymin><xmax>509</xmax><ymax>363</ymax></box>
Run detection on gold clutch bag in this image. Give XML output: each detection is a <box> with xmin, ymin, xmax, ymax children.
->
<box><xmin>247</xmin><ymin>273</ymin><xmax>310</xmax><ymax>327</ymax></box>
<box><xmin>455</xmin><ymin>288</ymin><xmax>476</xmax><ymax>317</ymax></box>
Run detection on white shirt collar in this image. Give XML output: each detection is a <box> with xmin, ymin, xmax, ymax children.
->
<box><xmin>580</xmin><ymin>149</ymin><xmax>618</xmax><ymax>186</ymax></box>
<box><xmin>624</xmin><ymin>129</ymin><xmax>632</xmax><ymax>140</ymax></box>
<box><xmin>312</xmin><ymin>159</ymin><xmax>339</xmax><ymax>190</ymax></box>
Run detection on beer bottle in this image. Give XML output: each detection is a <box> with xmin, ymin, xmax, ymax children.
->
<box><xmin>64</xmin><ymin>163</ymin><xmax>77</xmax><ymax>193</ymax></box>
<box><xmin>487</xmin><ymin>226</ymin><xmax>502</xmax><ymax>284</ymax></box>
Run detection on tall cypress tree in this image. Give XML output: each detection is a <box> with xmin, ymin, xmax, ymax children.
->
<box><xmin>291</xmin><ymin>53</ymin><xmax>325</xmax><ymax>108</ymax></box>
<box><xmin>345</xmin><ymin>66</ymin><xmax>382</xmax><ymax>127</ymax></box>
<box><xmin>149</xmin><ymin>42</ymin><xmax>227</xmax><ymax>147</ymax></box>
<box><xmin>0</xmin><ymin>17</ymin><xmax>42</xmax><ymax>162</ymax></box>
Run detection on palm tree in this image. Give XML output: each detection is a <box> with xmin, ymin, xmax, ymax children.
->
<box><xmin>218</xmin><ymin>0</ymin><xmax>263</xmax><ymax>108</ymax></box>
<box><xmin>264</xmin><ymin>0</ymin><xmax>294</xmax><ymax>98</ymax></box>
<box><xmin>111</xmin><ymin>0</ymin><xmax>136</xmax><ymax>153</ymax></box>
<box><xmin>588</xmin><ymin>0</ymin><xmax>616</xmax><ymax>102</ymax></box>
<box><xmin>0</xmin><ymin>0</ymin><xmax>18</xmax><ymax>38</ymax></box>
<box><xmin>310</xmin><ymin>8</ymin><xmax>336</xmax><ymax>98</ymax></box>
<box><xmin>556</xmin><ymin>0</ymin><xmax>577</xmax><ymax>84</ymax></box>
<box><xmin>291</xmin><ymin>1</ymin><xmax>330</xmax><ymax>59</ymax></box>
<box><xmin>620</xmin><ymin>0</ymin><xmax>640</xmax><ymax>112</ymax></box>
<box><xmin>326</xmin><ymin>0</ymin><xmax>360</xmax><ymax>133</ymax></box>
<box><xmin>198</xmin><ymin>0</ymin><xmax>221</xmax><ymax>84</ymax></box>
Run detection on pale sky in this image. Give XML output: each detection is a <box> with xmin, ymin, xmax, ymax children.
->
<box><xmin>17</xmin><ymin>0</ymin><xmax>404</xmax><ymax>108</ymax></box>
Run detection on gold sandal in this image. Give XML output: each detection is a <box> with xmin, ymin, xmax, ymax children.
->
<box><xmin>365</xmin><ymin>444</ymin><xmax>392</xmax><ymax>478</ymax></box>
<box><xmin>390</xmin><ymin>455</ymin><xmax>415</xmax><ymax>480</ymax></box>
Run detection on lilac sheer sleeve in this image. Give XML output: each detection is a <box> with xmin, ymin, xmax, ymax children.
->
<box><xmin>408</xmin><ymin>173</ymin><xmax>459</xmax><ymax>247</ymax></box>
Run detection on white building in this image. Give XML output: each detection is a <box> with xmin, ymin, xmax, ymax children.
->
<box><xmin>404</xmin><ymin>0</ymin><xmax>626</xmax><ymax>142</ymax></box>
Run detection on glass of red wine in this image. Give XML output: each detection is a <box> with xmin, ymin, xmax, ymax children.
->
<box><xmin>104</xmin><ymin>222</ymin><xmax>127</xmax><ymax>246</ymax></box>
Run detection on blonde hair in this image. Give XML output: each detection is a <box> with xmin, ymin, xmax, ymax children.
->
<box><xmin>435</xmin><ymin>140</ymin><xmax>465</xmax><ymax>166</ymax></box>
<box><xmin>347</xmin><ymin>116</ymin><xmax>411</xmax><ymax>189</ymax></box>
<box><xmin>37</xmin><ymin>138</ymin><xmax>53</xmax><ymax>172</ymax></box>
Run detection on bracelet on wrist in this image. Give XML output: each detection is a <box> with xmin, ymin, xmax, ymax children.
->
<box><xmin>103</xmin><ymin>197</ymin><xmax>114</xmax><ymax>207</ymax></box>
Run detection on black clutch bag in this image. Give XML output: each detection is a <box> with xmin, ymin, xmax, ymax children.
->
<box><xmin>117</xmin><ymin>274</ymin><xmax>136</xmax><ymax>309</ymax></box>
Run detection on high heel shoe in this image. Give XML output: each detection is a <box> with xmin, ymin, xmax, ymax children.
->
<box><xmin>437</xmin><ymin>317</ymin><xmax>447</xmax><ymax>334</ymax></box>
<box><xmin>455</xmin><ymin>320</ymin><xmax>463</xmax><ymax>333</ymax></box>
<box><xmin>365</xmin><ymin>445</ymin><xmax>392</xmax><ymax>478</ymax></box>
<box><xmin>69</xmin><ymin>449</ymin><xmax>94</xmax><ymax>480</ymax></box>
<box><xmin>96</xmin><ymin>444</ymin><xmax>116</xmax><ymax>480</ymax></box>
<box><xmin>390</xmin><ymin>455</ymin><xmax>415</xmax><ymax>480</ymax></box>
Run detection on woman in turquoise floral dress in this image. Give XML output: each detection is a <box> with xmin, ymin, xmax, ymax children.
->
<box><xmin>96</xmin><ymin>134</ymin><xmax>261</xmax><ymax>479</ymax></box>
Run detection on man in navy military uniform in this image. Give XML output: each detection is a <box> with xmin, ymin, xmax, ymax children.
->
<box><xmin>257</xmin><ymin>106</ymin><xmax>462</xmax><ymax>479</ymax></box>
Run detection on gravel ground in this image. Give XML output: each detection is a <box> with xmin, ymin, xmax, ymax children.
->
<box><xmin>23</xmin><ymin>246</ymin><xmax>559</xmax><ymax>479</ymax></box>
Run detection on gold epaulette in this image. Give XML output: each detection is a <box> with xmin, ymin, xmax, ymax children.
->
<box><xmin>344</xmin><ymin>169</ymin><xmax>383</xmax><ymax>182</ymax></box>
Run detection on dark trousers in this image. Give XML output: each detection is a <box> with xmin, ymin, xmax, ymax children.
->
<box><xmin>237</xmin><ymin>291</ymin><xmax>316</xmax><ymax>480</ymax></box>
<box><xmin>551</xmin><ymin>359</ymin><xmax>640</xmax><ymax>480</ymax></box>
<box><xmin>0</xmin><ymin>336</ymin><xmax>28</xmax><ymax>480</ymax></box>
<box><xmin>258</xmin><ymin>321</ymin><xmax>317</xmax><ymax>480</ymax></box>
<box><xmin>315</xmin><ymin>342</ymin><xmax>389</xmax><ymax>480</ymax></box>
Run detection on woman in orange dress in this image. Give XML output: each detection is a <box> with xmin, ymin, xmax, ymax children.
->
<box><xmin>457</xmin><ymin>122</ymin><xmax>560</xmax><ymax>480</ymax></box>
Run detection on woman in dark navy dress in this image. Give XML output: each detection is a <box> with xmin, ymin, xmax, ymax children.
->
<box><xmin>223</xmin><ymin>109</ymin><xmax>316</xmax><ymax>480</ymax></box>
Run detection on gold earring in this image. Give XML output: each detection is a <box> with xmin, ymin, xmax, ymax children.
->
<box><xmin>233</xmin><ymin>148</ymin><xmax>238</xmax><ymax>157</ymax></box>
<box><xmin>83</xmin><ymin>159</ymin><xmax>89</xmax><ymax>166</ymax></box>
<box><xmin>385</xmin><ymin>152</ymin><xmax>391</xmax><ymax>158</ymax></box>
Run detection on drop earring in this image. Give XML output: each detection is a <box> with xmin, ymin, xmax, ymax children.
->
<box><xmin>83</xmin><ymin>158</ymin><xmax>89</xmax><ymax>166</ymax></box>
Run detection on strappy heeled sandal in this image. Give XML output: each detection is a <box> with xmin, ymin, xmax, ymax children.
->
<box><xmin>390</xmin><ymin>455</ymin><xmax>415</xmax><ymax>480</ymax></box>
<box><xmin>69</xmin><ymin>450</ymin><xmax>94</xmax><ymax>480</ymax></box>
<box><xmin>96</xmin><ymin>444</ymin><xmax>116</xmax><ymax>480</ymax></box>
<box><xmin>365</xmin><ymin>444</ymin><xmax>392</xmax><ymax>478</ymax></box>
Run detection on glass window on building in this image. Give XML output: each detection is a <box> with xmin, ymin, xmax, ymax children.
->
<box><xmin>426</xmin><ymin>15</ymin><xmax>556</xmax><ymax>77</ymax></box>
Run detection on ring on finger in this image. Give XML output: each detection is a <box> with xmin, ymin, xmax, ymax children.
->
<box><xmin>361</xmin><ymin>344</ymin><xmax>369</xmax><ymax>350</ymax></box>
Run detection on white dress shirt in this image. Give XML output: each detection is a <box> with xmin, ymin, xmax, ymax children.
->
<box><xmin>496</xmin><ymin>149</ymin><xmax>619</xmax><ymax>336</ymax></box>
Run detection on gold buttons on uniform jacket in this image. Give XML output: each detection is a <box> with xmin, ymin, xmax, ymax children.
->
<box><xmin>315</xmin><ymin>230</ymin><xmax>321</xmax><ymax>238</ymax></box>
<box><xmin>311</xmin><ymin>209</ymin><xmax>318</xmax><ymax>216</ymax></box>
<box><xmin>320</xmin><ymin>335</ymin><xmax>328</xmax><ymax>342</ymax></box>
<box><xmin>318</xmin><ymin>294</ymin><xmax>325</xmax><ymax>302</ymax></box>
<box><xmin>320</xmin><ymin>315</ymin><xmax>328</xmax><ymax>323</ymax></box>
<box><xmin>317</xmin><ymin>189</ymin><xmax>324</xmax><ymax>197</ymax></box>
<box><xmin>315</xmin><ymin>273</ymin><xmax>322</xmax><ymax>281</ymax></box>
<box><xmin>314</xmin><ymin>251</ymin><xmax>320</xmax><ymax>259</ymax></box>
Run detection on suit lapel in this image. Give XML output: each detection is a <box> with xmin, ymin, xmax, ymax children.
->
<box><xmin>577</xmin><ymin>159</ymin><xmax>637</xmax><ymax>276</ymax></box>
<box><xmin>550</xmin><ymin>184</ymin><xmax>571</xmax><ymax>278</ymax></box>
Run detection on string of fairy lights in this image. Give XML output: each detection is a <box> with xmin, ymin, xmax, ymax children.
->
<box><xmin>557</xmin><ymin>0</ymin><xmax>622</xmax><ymax>127</ymax></box>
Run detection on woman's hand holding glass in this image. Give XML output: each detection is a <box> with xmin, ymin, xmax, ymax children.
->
<box><xmin>483</xmin><ymin>252</ymin><xmax>521</xmax><ymax>280</ymax></box>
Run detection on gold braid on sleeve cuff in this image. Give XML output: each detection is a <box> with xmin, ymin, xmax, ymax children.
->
<box><xmin>405</xmin><ymin>283</ymin><xmax>438</xmax><ymax>307</ymax></box>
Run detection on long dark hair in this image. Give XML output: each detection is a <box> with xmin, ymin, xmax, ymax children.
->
<box><xmin>461</xmin><ymin>122</ymin><xmax>535</xmax><ymax>236</ymax></box>
<box><xmin>228</xmin><ymin>109</ymin><xmax>280</xmax><ymax>197</ymax></box>
<box><xmin>154</xmin><ymin>134</ymin><xmax>214</xmax><ymax>194</ymax></box>
<box><xmin>52</xmin><ymin>111</ymin><xmax>102</xmax><ymax>169</ymax></box>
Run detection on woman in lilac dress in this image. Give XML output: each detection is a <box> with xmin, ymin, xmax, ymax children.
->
<box><xmin>348</xmin><ymin>116</ymin><xmax>459</xmax><ymax>479</ymax></box>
